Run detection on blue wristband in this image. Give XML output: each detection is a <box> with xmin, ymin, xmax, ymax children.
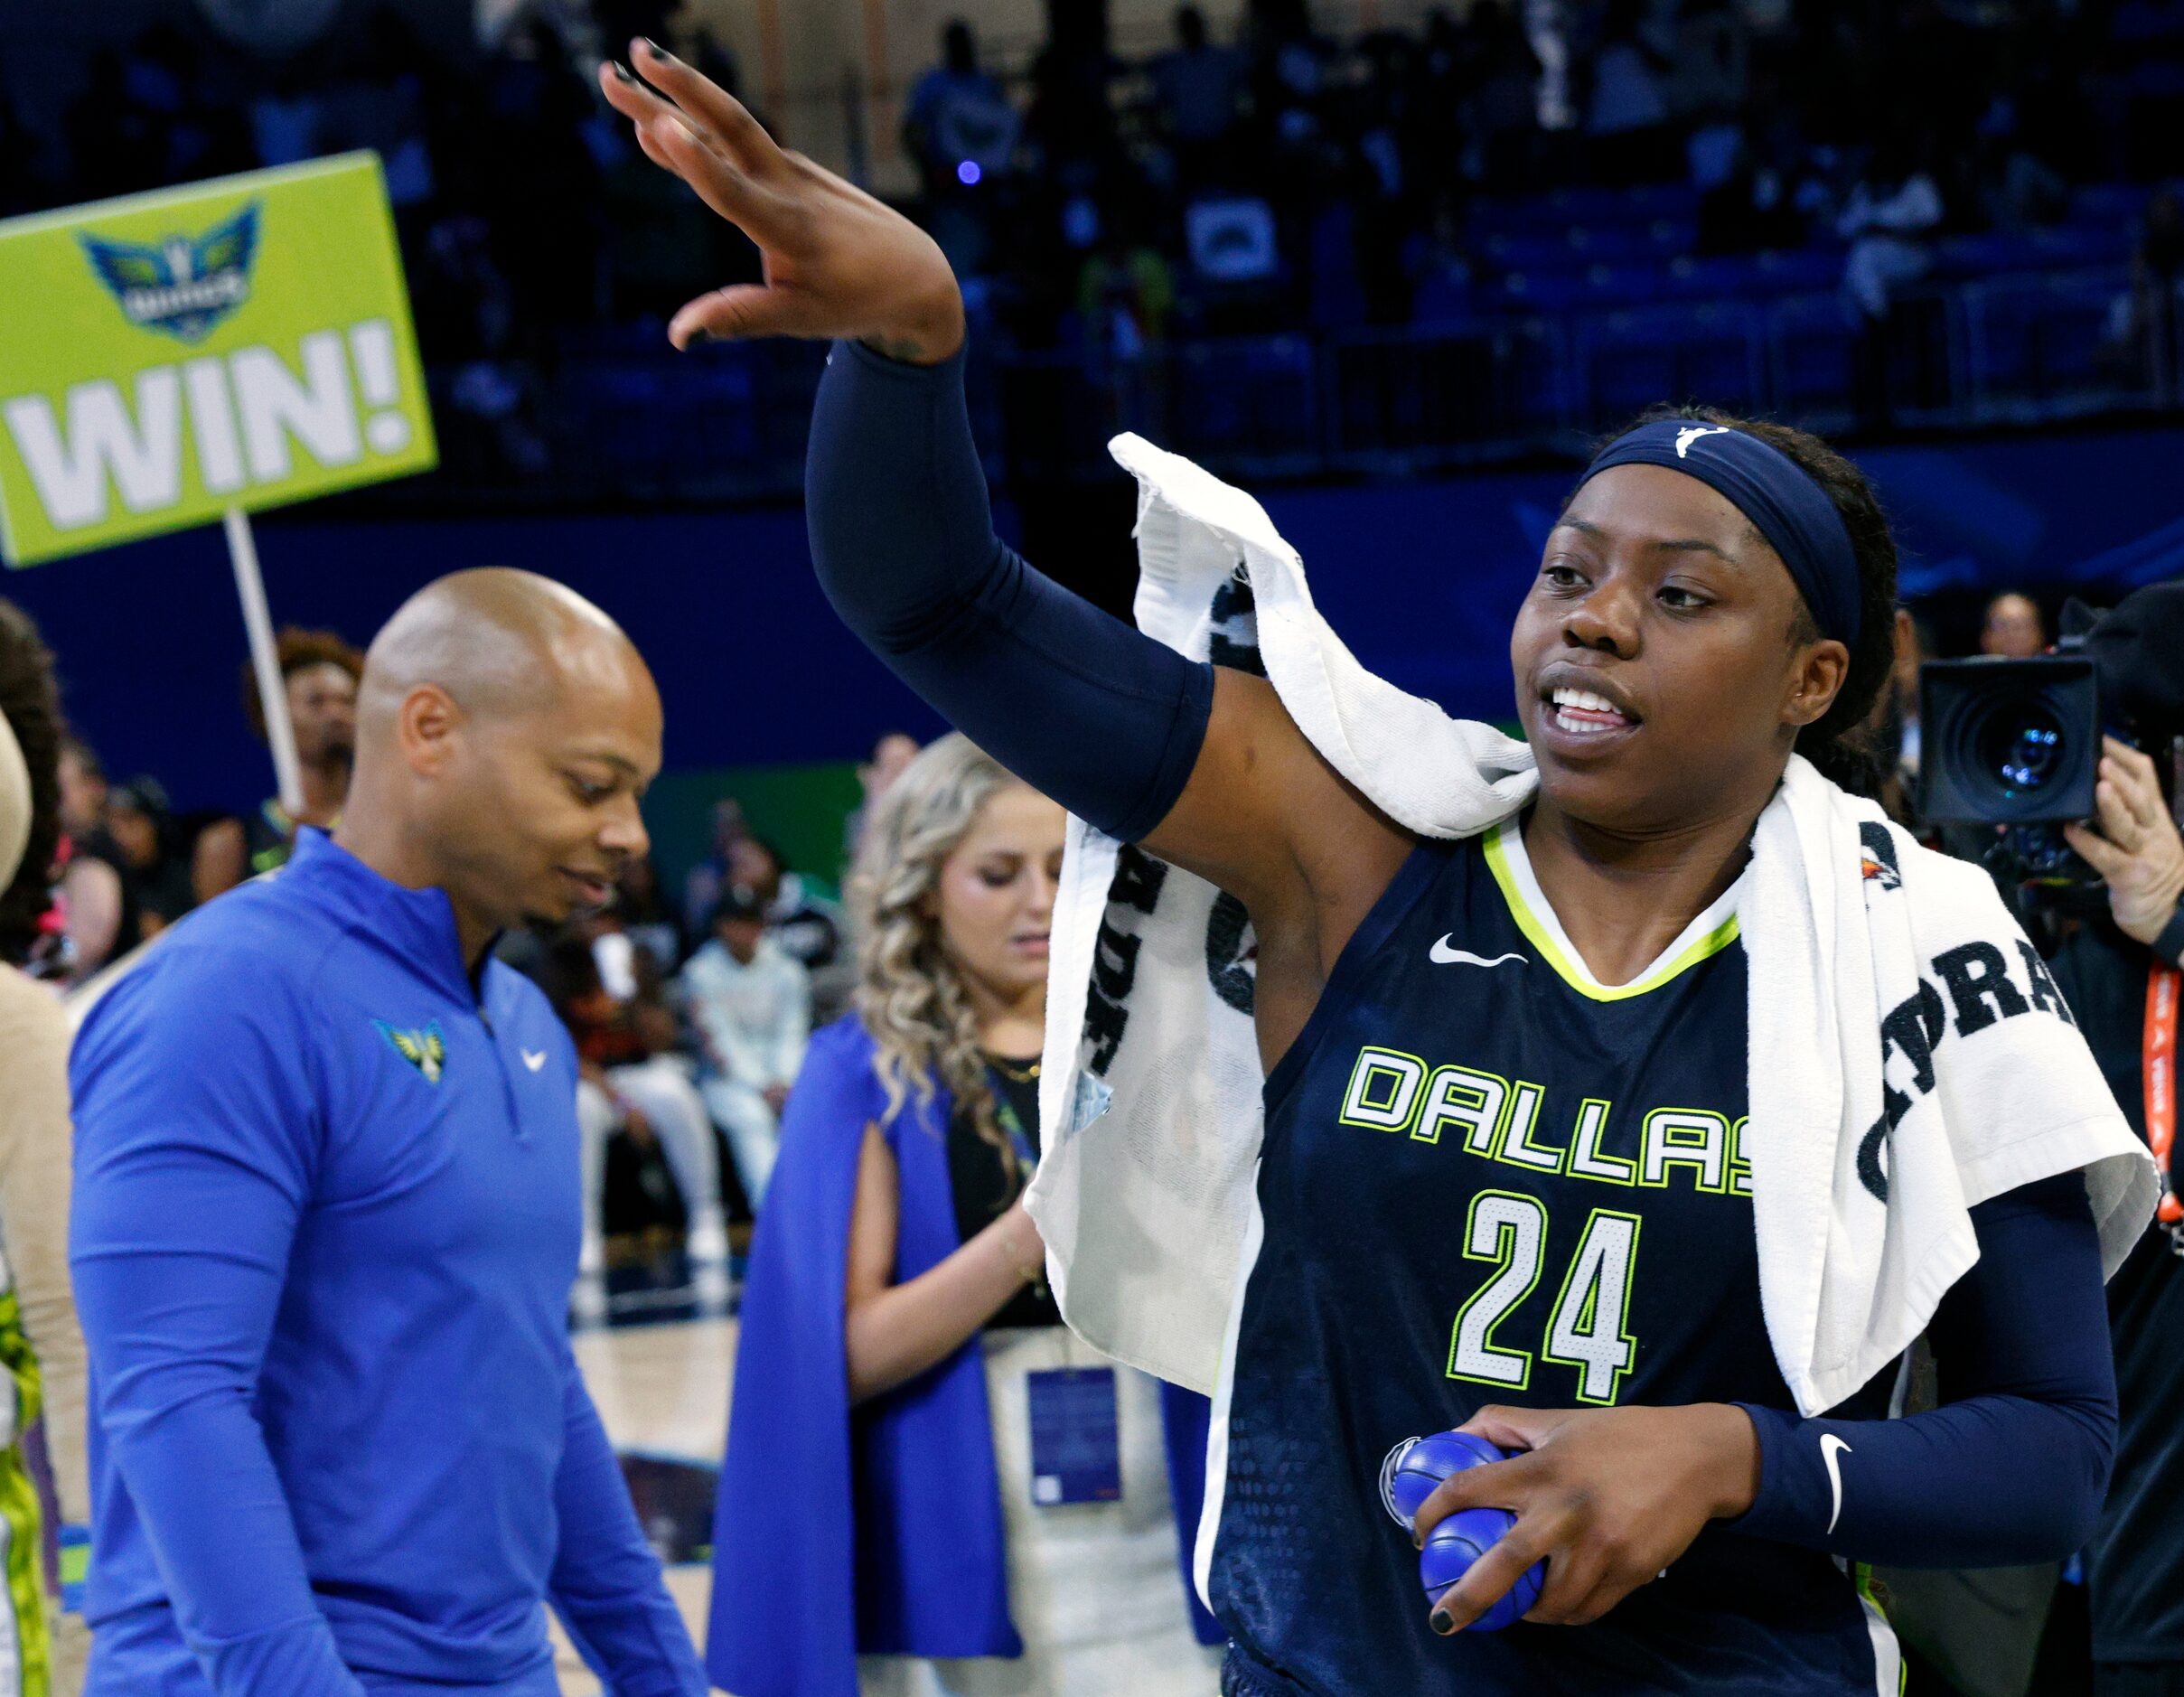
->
<box><xmin>58</xmin><ymin>1524</ymin><xmax>88</xmax><ymax>1615</ymax></box>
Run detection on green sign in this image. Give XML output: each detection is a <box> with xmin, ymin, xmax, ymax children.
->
<box><xmin>0</xmin><ymin>153</ymin><xmax>435</xmax><ymax>567</ymax></box>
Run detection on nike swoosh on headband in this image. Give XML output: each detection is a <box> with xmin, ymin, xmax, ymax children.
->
<box><xmin>1821</xmin><ymin>1433</ymin><xmax>1852</xmax><ymax>1533</ymax></box>
<box><xmin>1429</xmin><ymin>937</ymin><xmax>1526</xmax><ymax>969</ymax></box>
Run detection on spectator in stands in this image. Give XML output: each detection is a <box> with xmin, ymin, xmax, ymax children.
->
<box><xmin>1667</xmin><ymin>0</ymin><xmax>1750</xmax><ymax>121</ymax></box>
<box><xmin>906</xmin><ymin>20</ymin><xmax>1024</xmax><ymax>278</ymax></box>
<box><xmin>708</xmin><ymin>735</ymin><xmax>1222</xmax><ymax>1697</ymax></box>
<box><xmin>197</xmin><ymin>628</ymin><xmax>362</xmax><ymax>901</ymax></box>
<box><xmin>680</xmin><ymin>796</ymin><xmax>748</xmax><ymax>942</ymax></box>
<box><xmin>475</xmin><ymin>17</ymin><xmax>608</xmax><ymax>333</ymax></box>
<box><xmin>680</xmin><ymin>886</ymin><xmax>810</xmax><ymax>1210</ymax></box>
<box><xmin>1893</xmin><ymin>607</ymin><xmax>1932</xmax><ymax>786</ymax></box>
<box><xmin>613</xmin><ymin>854</ymin><xmax>682</xmax><ymax>976</ymax></box>
<box><xmin>0</xmin><ymin>600</ymin><xmax>90</xmax><ymax>1695</ymax></box>
<box><xmin>730</xmin><ymin>835</ymin><xmax>846</xmax><ymax>989</ymax></box>
<box><xmin>2114</xmin><ymin>184</ymin><xmax>2182</xmax><ymax>403</ymax></box>
<box><xmin>904</xmin><ymin>21</ymin><xmax>1020</xmax><ymax>200</ymax></box>
<box><xmin>1148</xmin><ymin>5</ymin><xmax>1246</xmax><ymax>192</ymax></box>
<box><xmin>1463</xmin><ymin>0</ymin><xmax>1545</xmax><ymax>189</ymax></box>
<box><xmin>2111</xmin><ymin>0</ymin><xmax>2184</xmax><ymax>178</ymax></box>
<box><xmin>0</xmin><ymin>89</ymin><xmax>44</xmax><ymax>220</ymax></box>
<box><xmin>1838</xmin><ymin>134</ymin><xmax>1945</xmax><ymax>325</ymax></box>
<box><xmin>546</xmin><ymin>929</ymin><xmax>730</xmax><ymax>1324</ymax></box>
<box><xmin>1838</xmin><ymin>131</ymin><xmax>1947</xmax><ymax>423</ymax></box>
<box><xmin>1582</xmin><ymin>0</ymin><xmax>1674</xmax><ymax>183</ymax></box>
<box><xmin>1981</xmin><ymin>590</ymin><xmax>2048</xmax><ymax>659</ymax></box>
<box><xmin>1694</xmin><ymin>102</ymin><xmax>1817</xmax><ymax>254</ymax></box>
<box><xmin>55</xmin><ymin>736</ymin><xmax>130</xmax><ymax>981</ymax></box>
<box><xmin>103</xmin><ymin>777</ymin><xmax>193</xmax><ymax>943</ymax></box>
<box><xmin>845</xmin><ymin>731</ymin><xmax>921</xmax><ymax>864</ymax></box>
<box><xmin>1868</xmin><ymin>606</ymin><xmax>1933</xmax><ymax>830</ymax></box>
<box><xmin>1076</xmin><ymin>215</ymin><xmax>1179</xmax><ymax>353</ymax></box>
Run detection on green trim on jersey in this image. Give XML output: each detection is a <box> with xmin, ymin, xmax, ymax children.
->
<box><xmin>1852</xmin><ymin>1562</ymin><xmax>1906</xmax><ymax>1697</ymax></box>
<box><xmin>1483</xmin><ymin>820</ymin><xmax>1741</xmax><ymax>1002</ymax></box>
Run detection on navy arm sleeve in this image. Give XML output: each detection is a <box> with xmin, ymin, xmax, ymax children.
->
<box><xmin>69</xmin><ymin>960</ymin><xmax>367</xmax><ymax>1697</ymax></box>
<box><xmin>1730</xmin><ymin>1172</ymin><xmax>2115</xmax><ymax>1568</ymax></box>
<box><xmin>806</xmin><ymin>339</ymin><xmax>1214</xmax><ymax>842</ymax></box>
<box><xmin>547</xmin><ymin>1359</ymin><xmax>707</xmax><ymax>1696</ymax></box>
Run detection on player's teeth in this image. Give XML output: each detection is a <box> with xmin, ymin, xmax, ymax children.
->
<box><xmin>1552</xmin><ymin>687</ymin><xmax>1620</xmax><ymax>715</ymax></box>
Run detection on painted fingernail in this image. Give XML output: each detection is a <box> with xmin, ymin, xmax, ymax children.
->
<box><xmin>610</xmin><ymin>60</ymin><xmax>636</xmax><ymax>83</ymax></box>
<box><xmin>684</xmin><ymin>328</ymin><xmax>713</xmax><ymax>346</ymax></box>
<box><xmin>1429</xmin><ymin>1608</ymin><xmax>1455</xmax><ymax>1636</ymax></box>
<box><xmin>641</xmin><ymin>37</ymin><xmax>669</xmax><ymax>59</ymax></box>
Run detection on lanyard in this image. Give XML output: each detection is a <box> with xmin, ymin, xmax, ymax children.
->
<box><xmin>993</xmin><ymin>1092</ymin><xmax>1039</xmax><ymax>1186</ymax></box>
<box><xmin>2148</xmin><ymin>960</ymin><xmax>2180</xmax><ymax>1232</ymax></box>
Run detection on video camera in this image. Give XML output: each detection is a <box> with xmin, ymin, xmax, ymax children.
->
<box><xmin>1917</xmin><ymin>582</ymin><xmax>2184</xmax><ymax>908</ymax></box>
<box><xmin>1919</xmin><ymin>652</ymin><xmax>2106</xmax><ymax>903</ymax></box>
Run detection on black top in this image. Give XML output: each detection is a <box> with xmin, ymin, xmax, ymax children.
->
<box><xmin>949</xmin><ymin>1055</ymin><xmax>1060</xmax><ymax>1330</ymax></box>
<box><xmin>2054</xmin><ymin>919</ymin><xmax>2184</xmax><ymax>1661</ymax></box>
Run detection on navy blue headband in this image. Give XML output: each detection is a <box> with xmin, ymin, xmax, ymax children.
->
<box><xmin>1575</xmin><ymin>420</ymin><xmax>1862</xmax><ymax>649</ymax></box>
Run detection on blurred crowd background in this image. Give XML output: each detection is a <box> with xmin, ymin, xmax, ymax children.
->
<box><xmin>2</xmin><ymin>0</ymin><xmax>2180</xmax><ymax>501</ymax></box>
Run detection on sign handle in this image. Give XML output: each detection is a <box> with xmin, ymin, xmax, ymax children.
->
<box><xmin>223</xmin><ymin>506</ymin><xmax>304</xmax><ymax>820</ymax></box>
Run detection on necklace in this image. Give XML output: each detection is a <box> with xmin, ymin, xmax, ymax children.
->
<box><xmin>988</xmin><ymin>1052</ymin><xmax>1041</xmax><ymax>1084</ymax></box>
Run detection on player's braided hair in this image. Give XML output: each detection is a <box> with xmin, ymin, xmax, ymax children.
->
<box><xmin>1594</xmin><ymin>405</ymin><xmax>1900</xmax><ymax>796</ymax></box>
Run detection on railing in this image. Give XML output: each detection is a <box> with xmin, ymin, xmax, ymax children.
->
<box><xmin>385</xmin><ymin>268</ymin><xmax>2182</xmax><ymax>511</ymax></box>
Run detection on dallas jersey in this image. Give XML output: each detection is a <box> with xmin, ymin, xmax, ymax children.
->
<box><xmin>1207</xmin><ymin>820</ymin><xmax>1898</xmax><ymax>1697</ymax></box>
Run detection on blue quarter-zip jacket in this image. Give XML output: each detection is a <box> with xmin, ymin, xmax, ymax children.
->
<box><xmin>69</xmin><ymin>830</ymin><xmax>704</xmax><ymax>1696</ymax></box>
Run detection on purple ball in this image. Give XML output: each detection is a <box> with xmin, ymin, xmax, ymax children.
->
<box><xmin>1420</xmin><ymin>1507</ymin><xmax>1544</xmax><ymax>1634</ymax></box>
<box><xmin>1380</xmin><ymin>1430</ymin><xmax>1504</xmax><ymax>1532</ymax></box>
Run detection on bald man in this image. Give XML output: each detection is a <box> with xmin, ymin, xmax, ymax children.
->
<box><xmin>69</xmin><ymin>572</ymin><xmax>705</xmax><ymax>1696</ymax></box>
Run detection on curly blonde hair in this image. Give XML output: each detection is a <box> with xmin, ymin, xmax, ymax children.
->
<box><xmin>848</xmin><ymin>733</ymin><xmax>1023</xmax><ymax>1152</ymax></box>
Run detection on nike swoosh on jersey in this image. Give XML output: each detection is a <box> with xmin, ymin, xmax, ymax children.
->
<box><xmin>1821</xmin><ymin>1433</ymin><xmax>1853</xmax><ymax>1533</ymax></box>
<box><xmin>1429</xmin><ymin>937</ymin><xmax>1527</xmax><ymax>969</ymax></box>
<box><xmin>521</xmin><ymin>1049</ymin><xmax>548</xmax><ymax>1073</ymax></box>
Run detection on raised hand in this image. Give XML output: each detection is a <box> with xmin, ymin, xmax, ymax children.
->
<box><xmin>597</xmin><ymin>38</ymin><xmax>965</xmax><ymax>364</ymax></box>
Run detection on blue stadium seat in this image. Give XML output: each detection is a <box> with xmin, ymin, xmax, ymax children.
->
<box><xmin>1495</xmin><ymin>269</ymin><xmax>1592</xmax><ymax>313</ymax></box>
<box><xmin>2067</xmin><ymin>183</ymin><xmax>2151</xmax><ymax>229</ymax></box>
<box><xmin>1578</xmin><ymin>301</ymin><xmax>1766</xmax><ymax>422</ymax></box>
<box><xmin>1766</xmin><ymin>292</ymin><xmax>1859</xmax><ymax>417</ymax></box>
<box><xmin>1411</xmin><ymin>264</ymin><xmax>1478</xmax><ymax>325</ymax></box>
<box><xmin>1967</xmin><ymin>268</ymin><xmax>2140</xmax><ymax>412</ymax></box>
<box><xmin>1167</xmin><ymin>337</ymin><xmax>1321</xmax><ymax>471</ymax></box>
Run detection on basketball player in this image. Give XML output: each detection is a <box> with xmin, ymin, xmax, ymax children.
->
<box><xmin>70</xmin><ymin>571</ymin><xmax>704</xmax><ymax>1696</ymax></box>
<box><xmin>601</xmin><ymin>44</ymin><xmax>2127</xmax><ymax>1695</ymax></box>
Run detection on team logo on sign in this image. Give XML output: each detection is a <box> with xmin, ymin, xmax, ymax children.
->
<box><xmin>80</xmin><ymin>202</ymin><xmax>260</xmax><ymax>343</ymax></box>
<box><xmin>375</xmin><ymin>1018</ymin><xmax>447</xmax><ymax>1085</ymax></box>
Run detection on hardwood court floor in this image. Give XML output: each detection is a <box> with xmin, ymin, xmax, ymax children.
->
<box><xmin>557</xmin><ymin>1317</ymin><xmax>736</xmax><ymax>1694</ymax></box>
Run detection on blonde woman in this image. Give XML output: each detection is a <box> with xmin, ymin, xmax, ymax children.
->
<box><xmin>708</xmin><ymin>736</ymin><xmax>1223</xmax><ymax>1697</ymax></box>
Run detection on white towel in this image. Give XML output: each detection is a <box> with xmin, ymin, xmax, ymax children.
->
<box><xmin>1028</xmin><ymin>433</ymin><xmax>2157</xmax><ymax>1419</ymax></box>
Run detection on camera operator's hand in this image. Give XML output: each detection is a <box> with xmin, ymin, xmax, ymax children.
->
<box><xmin>2064</xmin><ymin>736</ymin><xmax>2184</xmax><ymax>946</ymax></box>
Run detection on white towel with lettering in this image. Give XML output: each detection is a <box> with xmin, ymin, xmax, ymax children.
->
<box><xmin>1026</xmin><ymin>432</ymin><xmax>2155</xmax><ymax>1418</ymax></box>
